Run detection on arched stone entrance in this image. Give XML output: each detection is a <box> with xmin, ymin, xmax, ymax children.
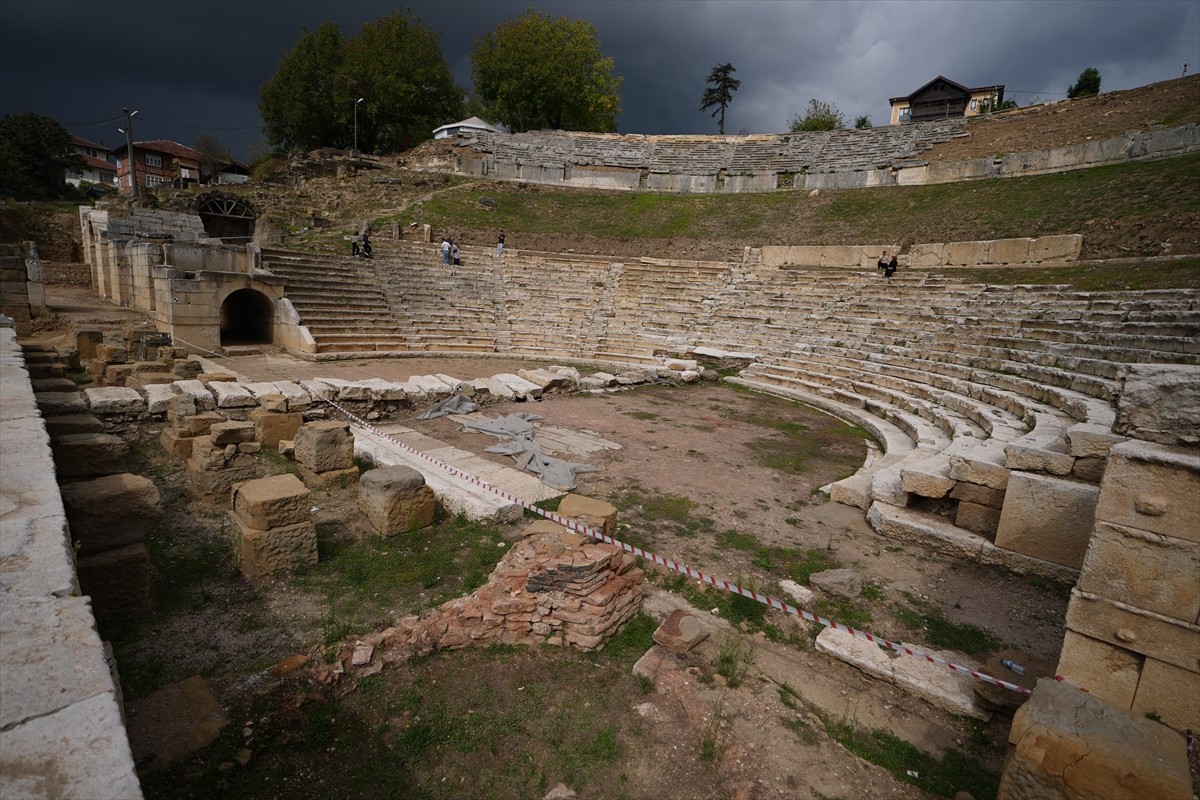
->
<box><xmin>196</xmin><ymin>192</ymin><xmax>257</xmax><ymax>243</ymax></box>
<box><xmin>220</xmin><ymin>288</ymin><xmax>274</xmax><ymax>346</ymax></box>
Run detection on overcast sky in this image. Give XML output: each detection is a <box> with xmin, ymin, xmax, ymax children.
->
<box><xmin>2</xmin><ymin>0</ymin><xmax>1197</xmax><ymax>160</ymax></box>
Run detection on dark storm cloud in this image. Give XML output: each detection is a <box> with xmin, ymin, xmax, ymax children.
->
<box><xmin>1</xmin><ymin>0</ymin><xmax>1195</xmax><ymax>160</ymax></box>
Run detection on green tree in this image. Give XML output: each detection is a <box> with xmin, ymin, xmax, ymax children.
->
<box><xmin>700</xmin><ymin>63</ymin><xmax>741</xmax><ymax>135</ymax></box>
<box><xmin>341</xmin><ymin>9</ymin><xmax>463</xmax><ymax>152</ymax></box>
<box><xmin>259</xmin><ymin>21</ymin><xmax>349</xmax><ymax>152</ymax></box>
<box><xmin>854</xmin><ymin>114</ymin><xmax>872</xmax><ymax>129</ymax></box>
<box><xmin>1067</xmin><ymin>67</ymin><xmax>1102</xmax><ymax>99</ymax></box>
<box><xmin>471</xmin><ymin>10</ymin><xmax>623</xmax><ymax>132</ymax></box>
<box><xmin>0</xmin><ymin>113</ymin><xmax>83</xmax><ymax>199</ymax></box>
<box><xmin>789</xmin><ymin>99</ymin><xmax>846</xmax><ymax>132</ymax></box>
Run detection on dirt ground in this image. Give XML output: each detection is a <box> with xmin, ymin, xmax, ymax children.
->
<box><xmin>30</xmin><ymin>282</ymin><xmax>1078</xmax><ymax>800</ymax></box>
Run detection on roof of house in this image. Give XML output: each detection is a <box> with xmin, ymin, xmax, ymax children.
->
<box><xmin>81</xmin><ymin>155</ymin><xmax>116</xmax><ymax>172</ymax></box>
<box><xmin>111</xmin><ymin>139</ymin><xmax>207</xmax><ymax>162</ymax></box>
<box><xmin>70</xmin><ymin>134</ymin><xmax>109</xmax><ymax>151</ymax></box>
<box><xmin>890</xmin><ymin>75</ymin><xmax>1005</xmax><ymax>104</ymax></box>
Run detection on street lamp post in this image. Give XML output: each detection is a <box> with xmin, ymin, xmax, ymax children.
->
<box><xmin>119</xmin><ymin>107</ymin><xmax>139</xmax><ymax>197</ymax></box>
<box><xmin>354</xmin><ymin>97</ymin><xmax>364</xmax><ymax>153</ymax></box>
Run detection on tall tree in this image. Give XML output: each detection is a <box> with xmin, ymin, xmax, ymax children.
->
<box><xmin>789</xmin><ymin>99</ymin><xmax>846</xmax><ymax>132</ymax></box>
<box><xmin>0</xmin><ymin>113</ymin><xmax>82</xmax><ymax>199</ymax></box>
<box><xmin>259</xmin><ymin>21</ymin><xmax>348</xmax><ymax>152</ymax></box>
<box><xmin>1067</xmin><ymin>67</ymin><xmax>1102</xmax><ymax>99</ymax></box>
<box><xmin>700</xmin><ymin>63</ymin><xmax>741</xmax><ymax>135</ymax></box>
<box><xmin>194</xmin><ymin>133</ymin><xmax>232</xmax><ymax>182</ymax></box>
<box><xmin>471</xmin><ymin>10</ymin><xmax>622</xmax><ymax>132</ymax></box>
<box><xmin>341</xmin><ymin>9</ymin><xmax>463</xmax><ymax>152</ymax></box>
<box><xmin>854</xmin><ymin>114</ymin><xmax>872</xmax><ymax>129</ymax></box>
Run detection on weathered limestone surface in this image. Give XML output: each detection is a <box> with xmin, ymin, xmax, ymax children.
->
<box><xmin>125</xmin><ymin>676</ymin><xmax>228</xmax><ymax>772</ymax></box>
<box><xmin>74</xmin><ymin>543</ymin><xmax>151</xmax><ymax>619</ymax></box>
<box><xmin>557</xmin><ymin>493</ymin><xmax>617</xmax><ymax>538</ymax></box>
<box><xmin>652</xmin><ymin>609</ymin><xmax>709</xmax><ymax>652</ymax></box>
<box><xmin>358</xmin><ymin>466</ymin><xmax>436</xmax><ymax>536</ymax></box>
<box><xmin>1054</xmin><ymin>629</ymin><xmax>1142</xmax><ymax>709</ymax></box>
<box><xmin>84</xmin><ymin>386</ymin><xmax>146</xmax><ymax>415</ymax></box>
<box><xmin>1093</xmin><ymin>440</ymin><xmax>1200</xmax><ymax>541</ymax></box>
<box><xmin>294</xmin><ymin>420</ymin><xmax>355</xmax><ymax>473</ymax></box>
<box><xmin>1114</xmin><ymin>364</ymin><xmax>1200</xmax><ymax>446</ymax></box>
<box><xmin>249</xmin><ymin>407</ymin><xmax>303</xmax><ymax>449</ymax></box>
<box><xmin>1077</xmin><ymin>520</ymin><xmax>1200</xmax><ymax>623</ymax></box>
<box><xmin>51</xmin><ymin>432</ymin><xmax>128</xmax><ymax>479</ymax></box>
<box><xmin>995</xmin><ymin>473</ymin><xmax>1099</xmax><ymax>569</ymax></box>
<box><xmin>998</xmin><ymin>678</ymin><xmax>1190</xmax><ymax>800</ymax></box>
<box><xmin>34</xmin><ymin>391</ymin><xmax>87</xmax><ymax>416</ymax></box>
<box><xmin>231</xmin><ymin>473</ymin><xmax>312</xmax><ymax>531</ymax></box>
<box><xmin>60</xmin><ymin>473</ymin><xmax>160</xmax><ymax>556</ymax></box>
<box><xmin>230</xmin><ymin>515</ymin><xmax>317</xmax><ymax>578</ymax></box>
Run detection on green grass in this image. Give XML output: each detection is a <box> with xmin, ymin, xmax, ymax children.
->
<box><xmin>895</xmin><ymin>600</ymin><xmax>1002</xmax><ymax>655</ymax></box>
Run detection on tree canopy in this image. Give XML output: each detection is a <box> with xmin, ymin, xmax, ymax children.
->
<box><xmin>700</xmin><ymin>63</ymin><xmax>741</xmax><ymax>135</ymax></box>
<box><xmin>471</xmin><ymin>10</ymin><xmax>622</xmax><ymax>132</ymax></box>
<box><xmin>1067</xmin><ymin>67</ymin><xmax>1102</xmax><ymax>99</ymax></box>
<box><xmin>0</xmin><ymin>113</ymin><xmax>83</xmax><ymax>200</ymax></box>
<box><xmin>259</xmin><ymin>12</ymin><xmax>463</xmax><ymax>154</ymax></box>
<box><xmin>194</xmin><ymin>133</ymin><xmax>233</xmax><ymax>182</ymax></box>
<box><xmin>789</xmin><ymin>99</ymin><xmax>846</xmax><ymax>132</ymax></box>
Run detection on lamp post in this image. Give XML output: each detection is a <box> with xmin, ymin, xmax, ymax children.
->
<box><xmin>119</xmin><ymin>107</ymin><xmax>139</xmax><ymax>197</ymax></box>
<box><xmin>354</xmin><ymin>97</ymin><xmax>364</xmax><ymax>153</ymax></box>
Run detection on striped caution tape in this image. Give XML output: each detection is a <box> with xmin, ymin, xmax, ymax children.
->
<box><xmin>321</xmin><ymin>397</ymin><xmax>1063</xmax><ymax>697</ymax></box>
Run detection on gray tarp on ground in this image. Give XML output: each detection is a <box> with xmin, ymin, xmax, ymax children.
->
<box><xmin>417</xmin><ymin>394</ymin><xmax>481</xmax><ymax>419</ymax></box>
<box><xmin>461</xmin><ymin>412</ymin><xmax>598</xmax><ymax>491</ymax></box>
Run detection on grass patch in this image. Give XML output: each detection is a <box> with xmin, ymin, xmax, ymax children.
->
<box><xmin>715</xmin><ymin>634</ymin><xmax>755</xmax><ymax>688</ymax></box>
<box><xmin>896</xmin><ymin>600</ymin><xmax>1002</xmax><ymax>655</ymax></box>
<box><xmin>813</xmin><ymin>597</ymin><xmax>872</xmax><ymax>629</ymax></box>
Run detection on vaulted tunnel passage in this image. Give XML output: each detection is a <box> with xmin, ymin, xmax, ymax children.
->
<box><xmin>197</xmin><ymin>194</ymin><xmax>256</xmax><ymax>242</ymax></box>
<box><xmin>219</xmin><ymin>289</ymin><xmax>274</xmax><ymax>346</ymax></box>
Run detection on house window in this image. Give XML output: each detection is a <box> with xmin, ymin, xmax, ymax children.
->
<box><xmin>86</xmin><ymin>148</ymin><xmax>98</xmax><ymax>157</ymax></box>
<box><xmin>146</xmin><ymin>175</ymin><xmax>164</xmax><ymax>187</ymax></box>
<box><xmin>970</xmin><ymin>99</ymin><xmax>979</xmax><ymax>111</ymax></box>
<box><xmin>145</xmin><ymin>154</ymin><xmax>163</xmax><ymax>168</ymax></box>
<box><xmin>898</xmin><ymin>107</ymin><xmax>911</xmax><ymax>123</ymax></box>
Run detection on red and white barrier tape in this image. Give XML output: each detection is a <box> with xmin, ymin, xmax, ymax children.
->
<box><xmin>322</xmin><ymin>396</ymin><xmax>1061</xmax><ymax>697</ymax></box>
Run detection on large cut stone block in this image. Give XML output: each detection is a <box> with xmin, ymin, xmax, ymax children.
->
<box><xmin>125</xmin><ymin>675</ymin><xmax>228</xmax><ymax>773</ymax></box>
<box><xmin>84</xmin><ymin>386</ymin><xmax>145</xmax><ymax>415</ymax></box>
<box><xmin>60</xmin><ymin>473</ymin><xmax>160</xmax><ymax>556</ymax></box>
<box><xmin>557</xmin><ymin>494</ymin><xmax>617</xmax><ymax>538</ymax></box>
<box><xmin>1130</xmin><ymin>657</ymin><xmax>1200</xmax><ymax>732</ymax></box>
<box><xmin>230</xmin><ymin>514</ymin><xmax>317</xmax><ymax>578</ymax></box>
<box><xmin>995</xmin><ymin>473</ymin><xmax>1098</xmax><ymax>569</ymax></box>
<box><xmin>1114</xmin><ymin>364</ymin><xmax>1200</xmax><ymax>447</ymax></box>
<box><xmin>210</xmin><ymin>420</ymin><xmax>256</xmax><ymax>445</ymax></box>
<box><xmin>998</xmin><ymin>678</ymin><xmax>1190</xmax><ymax>800</ymax></box>
<box><xmin>186</xmin><ymin>462</ymin><xmax>256</xmax><ymax>505</ymax></box>
<box><xmin>75</xmin><ymin>543</ymin><xmax>151</xmax><ymax>619</ymax></box>
<box><xmin>231</xmin><ymin>474</ymin><xmax>311</xmax><ymax>530</ymax></box>
<box><xmin>1077</xmin><ymin>520</ymin><xmax>1200</xmax><ymax>624</ymax></box>
<box><xmin>35</xmin><ymin>391</ymin><xmax>87</xmax><ymax>416</ymax></box>
<box><xmin>294</xmin><ymin>420</ymin><xmax>354</xmax><ymax>473</ymax></box>
<box><xmin>1065</xmin><ymin>589</ymin><xmax>1199</xmax><ymax>672</ymax></box>
<box><xmin>955</xmin><ymin>501</ymin><xmax>1001</xmax><ymax>536</ymax></box>
<box><xmin>358</xmin><ymin>466</ymin><xmax>436</xmax><ymax>536</ymax></box>
<box><xmin>1094</xmin><ymin>440</ymin><xmax>1200</xmax><ymax>542</ymax></box>
<box><xmin>52</xmin><ymin>433</ymin><xmax>128</xmax><ymax>478</ymax></box>
<box><xmin>43</xmin><ymin>414</ymin><xmax>103</xmax><ymax>440</ymax></box>
<box><xmin>249</xmin><ymin>408</ymin><xmax>304</xmax><ymax>449</ymax></box>
<box><xmin>1055</xmin><ymin>629</ymin><xmax>1142</xmax><ymax>709</ymax></box>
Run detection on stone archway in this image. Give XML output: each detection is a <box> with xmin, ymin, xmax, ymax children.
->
<box><xmin>196</xmin><ymin>192</ymin><xmax>257</xmax><ymax>243</ymax></box>
<box><xmin>220</xmin><ymin>288</ymin><xmax>274</xmax><ymax>346</ymax></box>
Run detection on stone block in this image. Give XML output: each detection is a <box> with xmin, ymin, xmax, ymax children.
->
<box><xmin>1055</xmin><ymin>630</ymin><xmax>1142</xmax><ymax>709</ymax></box>
<box><xmin>75</xmin><ymin>543</ymin><xmax>151</xmax><ymax>619</ymax></box>
<box><xmin>34</xmin><ymin>391</ymin><xmax>87</xmax><ymax>416</ymax></box>
<box><xmin>249</xmin><ymin>408</ymin><xmax>304</xmax><ymax>449</ymax></box>
<box><xmin>944</xmin><ymin>240</ymin><xmax>987</xmax><ymax>266</ymax></box>
<box><xmin>907</xmin><ymin>242</ymin><xmax>944</xmax><ymax>267</ymax></box>
<box><xmin>1094</xmin><ymin>440</ymin><xmax>1200</xmax><ymax>542</ymax></box>
<box><xmin>652</xmin><ymin>609</ymin><xmax>709</xmax><ymax>652</ymax></box>
<box><xmin>955</xmin><ymin>501</ymin><xmax>1001</xmax><ymax>536</ymax></box>
<box><xmin>1004</xmin><ymin>443</ymin><xmax>1075</xmax><ymax>476</ymax></box>
<box><xmin>60</xmin><ymin>473</ymin><xmax>160</xmax><ymax>556</ymax></box>
<box><xmin>231</xmin><ymin>514</ymin><xmax>317</xmax><ymax>578</ymax></box>
<box><xmin>85</xmin><ymin>386</ymin><xmax>145</xmax><ymax>415</ymax></box>
<box><xmin>30</xmin><ymin>377</ymin><xmax>77</xmax><ymax>393</ymax></box>
<box><xmin>94</xmin><ymin>343</ymin><xmax>127</xmax><ymax>363</ymax></box>
<box><xmin>810</xmin><ymin>568</ymin><xmax>863</xmax><ymax>599</ymax></box>
<box><xmin>130</xmin><ymin>360</ymin><xmax>170</xmax><ymax>376</ymax></box>
<box><xmin>75</xmin><ymin>329</ymin><xmax>103</xmax><ymax>360</ymax></box>
<box><xmin>103</xmin><ymin>364</ymin><xmax>133</xmax><ymax>387</ymax></box>
<box><xmin>1071</xmin><ymin>456</ymin><xmax>1107</xmax><ymax>483</ymax></box>
<box><xmin>358</xmin><ymin>466</ymin><xmax>436</xmax><ymax>536</ymax></box>
<box><xmin>1077</xmin><ymin>520</ymin><xmax>1200</xmax><ymax>624</ymax></box>
<box><xmin>166</xmin><ymin>392</ymin><xmax>196</xmax><ymax>421</ymax></box>
<box><xmin>949</xmin><ymin>481</ymin><xmax>1005</xmax><ymax>508</ymax></box>
<box><xmin>296</xmin><ymin>463</ymin><xmax>359</xmax><ymax>489</ymax></box>
<box><xmin>52</xmin><ymin>433</ymin><xmax>128</xmax><ymax>478</ymax></box>
<box><xmin>1130</xmin><ymin>658</ymin><xmax>1200</xmax><ymax>732</ymax></box>
<box><xmin>1066</xmin><ymin>423</ymin><xmax>1124</xmax><ymax>458</ymax></box>
<box><xmin>143</xmin><ymin>383</ymin><xmax>176</xmax><ymax>414</ymax></box>
<box><xmin>557</xmin><ymin>493</ymin><xmax>617</xmax><ymax>539</ymax></box>
<box><xmin>1030</xmin><ymin>234</ymin><xmax>1082</xmax><ymax>262</ymax></box>
<box><xmin>125</xmin><ymin>675</ymin><xmax>228</xmax><ymax>772</ymax></box>
<box><xmin>231</xmin><ymin>474</ymin><xmax>311</xmax><ymax>530</ymax></box>
<box><xmin>186</xmin><ymin>461</ymin><xmax>256</xmax><ymax>505</ymax></box>
<box><xmin>184</xmin><ymin>411</ymin><xmax>223</xmax><ymax>437</ymax></box>
<box><xmin>210</xmin><ymin>420</ymin><xmax>256</xmax><ymax>445</ymax></box>
<box><xmin>258</xmin><ymin>393</ymin><xmax>288</xmax><ymax>413</ymax></box>
<box><xmin>208</xmin><ymin>381</ymin><xmax>256</xmax><ymax>409</ymax></box>
<box><xmin>43</xmin><ymin>414</ymin><xmax>103</xmax><ymax>440</ymax></box>
<box><xmin>986</xmin><ymin>237</ymin><xmax>1033</xmax><ymax>265</ymax></box>
<box><xmin>998</xmin><ymin>678</ymin><xmax>1190</xmax><ymax>800</ymax></box>
<box><xmin>159</xmin><ymin>427</ymin><xmax>194</xmax><ymax>459</ymax></box>
<box><xmin>995</xmin><ymin>473</ymin><xmax>1098</xmax><ymax>569</ymax></box>
<box><xmin>1065</xmin><ymin>590</ymin><xmax>1199</xmax><ymax>672</ymax></box>
<box><xmin>948</xmin><ymin>440</ymin><xmax>1010</xmax><ymax>490</ymax></box>
<box><xmin>1115</xmin><ymin>364</ymin><xmax>1200</xmax><ymax>447</ymax></box>
<box><xmin>294</xmin><ymin>420</ymin><xmax>354</xmax><ymax>473</ymax></box>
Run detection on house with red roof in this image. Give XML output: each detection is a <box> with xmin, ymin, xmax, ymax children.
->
<box><xmin>111</xmin><ymin>139</ymin><xmax>206</xmax><ymax>195</ymax></box>
<box><xmin>66</xmin><ymin>135</ymin><xmax>118</xmax><ymax>188</ymax></box>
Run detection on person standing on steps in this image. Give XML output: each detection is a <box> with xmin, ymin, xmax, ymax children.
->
<box><xmin>877</xmin><ymin>249</ymin><xmax>889</xmax><ymax>276</ymax></box>
<box><xmin>440</xmin><ymin>236</ymin><xmax>451</xmax><ymax>264</ymax></box>
<box><xmin>885</xmin><ymin>254</ymin><xmax>898</xmax><ymax>282</ymax></box>
<box><xmin>351</xmin><ymin>232</ymin><xmax>360</xmax><ymax>257</ymax></box>
<box><xmin>496</xmin><ymin>229</ymin><xmax>505</xmax><ymax>257</ymax></box>
<box><xmin>361</xmin><ymin>233</ymin><xmax>372</xmax><ymax>259</ymax></box>
<box><xmin>451</xmin><ymin>240</ymin><xmax>461</xmax><ymax>266</ymax></box>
